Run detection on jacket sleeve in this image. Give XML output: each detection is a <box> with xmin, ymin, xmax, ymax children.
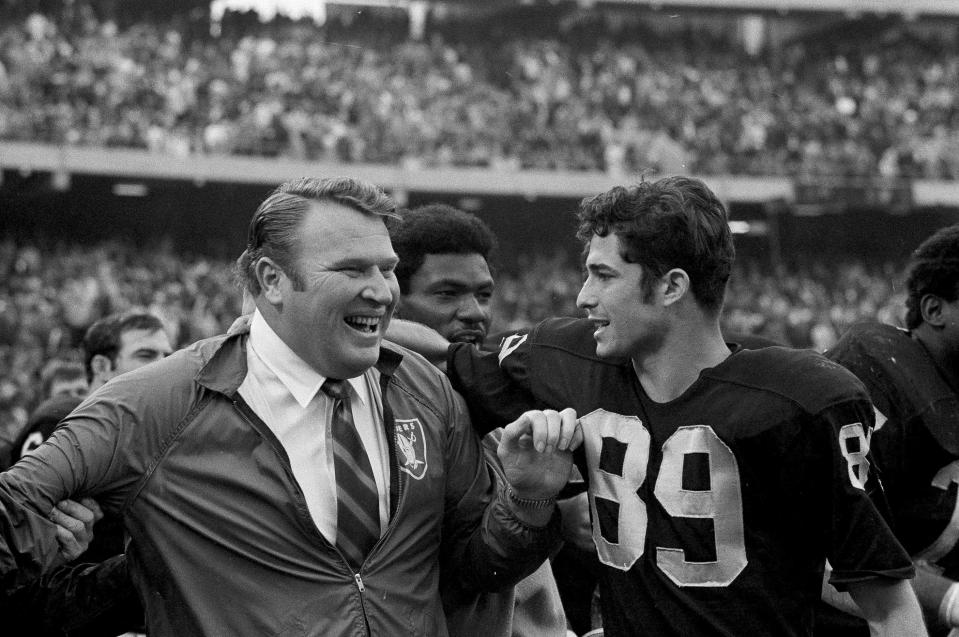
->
<box><xmin>439</xmin><ymin>385</ymin><xmax>562</xmax><ymax>594</ymax></box>
<box><xmin>0</xmin><ymin>368</ymin><xmax>169</xmax><ymax>591</ymax></box>
<box><xmin>1</xmin><ymin>553</ymin><xmax>143</xmax><ymax>636</ymax></box>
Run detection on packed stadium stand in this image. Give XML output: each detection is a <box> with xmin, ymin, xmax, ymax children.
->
<box><xmin>2</xmin><ymin>1</ymin><xmax>959</xmax><ymax>178</ymax></box>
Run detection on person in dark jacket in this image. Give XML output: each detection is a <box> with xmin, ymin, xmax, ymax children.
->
<box><xmin>0</xmin><ymin>176</ymin><xmax>576</xmax><ymax>636</ymax></box>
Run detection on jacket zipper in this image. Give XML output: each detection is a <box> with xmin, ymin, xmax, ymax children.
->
<box><xmin>232</xmin><ymin>386</ymin><xmax>408</xmax><ymax>636</ymax></box>
<box><xmin>353</xmin><ymin>571</ymin><xmax>372</xmax><ymax>635</ymax></box>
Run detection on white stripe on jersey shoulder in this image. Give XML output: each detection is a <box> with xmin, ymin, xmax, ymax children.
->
<box><xmin>498</xmin><ymin>333</ymin><xmax>528</xmax><ymax>365</ymax></box>
<box><xmin>873</xmin><ymin>405</ymin><xmax>888</xmax><ymax>431</ymax></box>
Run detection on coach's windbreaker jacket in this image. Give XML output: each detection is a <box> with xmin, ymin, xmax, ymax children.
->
<box><xmin>0</xmin><ymin>329</ymin><xmax>560</xmax><ymax>636</ymax></box>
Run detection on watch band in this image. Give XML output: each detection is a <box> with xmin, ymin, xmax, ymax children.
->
<box><xmin>507</xmin><ymin>486</ymin><xmax>556</xmax><ymax>509</ymax></box>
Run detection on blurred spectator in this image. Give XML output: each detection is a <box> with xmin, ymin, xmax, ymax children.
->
<box><xmin>82</xmin><ymin>312</ymin><xmax>172</xmax><ymax>391</ymax></box>
<box><xmin>0</xmin><ymin>237</ymin><xmax>244</xmax><ymax>453</ymax></box>
<box><xmin>39</xmin><ymin>359</ymin><xmax>88</xmax><ymax>401</ymax></box>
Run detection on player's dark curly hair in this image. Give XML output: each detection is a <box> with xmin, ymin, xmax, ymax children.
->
<box><xmin>905</xmin><ymin>224</ymin><xmax>959</xmax><ymax>330</ymax></box>
<box><xmin>236</xmin><ymin>176</ymin><xmax>397</xmax><ymax>296</ymax></box>
<box><xmin>388</xmin><ymin>204</ymin><xmax>497</xmax><ymax>294</ymax></box>
<box><xmin>576</xmin><ymin>176</ymin><xmax>734</xmax><ymax>315</ymax></box>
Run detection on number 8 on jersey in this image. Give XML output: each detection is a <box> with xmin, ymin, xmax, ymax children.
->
<box><xmin>582</xmin><ymin>409</ymin><xmax>747</xmax><ymax>587</ymax></box>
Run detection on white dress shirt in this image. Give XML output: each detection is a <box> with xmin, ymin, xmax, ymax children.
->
<box><xmin>238</xmin><ymin>311</ymin><xmax>390</xmax><ymax>544</ymax></box>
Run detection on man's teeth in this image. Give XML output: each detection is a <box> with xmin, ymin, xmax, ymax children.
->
<box><xmin>345</xmin><ymin>316</ymin><xmax>380</xmax><ymax>333</ymax></box>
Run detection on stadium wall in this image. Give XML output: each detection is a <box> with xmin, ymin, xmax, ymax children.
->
<box><xmin>3</xmin><ymin>143</ymin><xmax>959</xmax><ymax>268</ymax></box>
<box><xmin>0</xmin><ymin>142</ymin><xmax>793</xmax><ymax>200</ymax></box>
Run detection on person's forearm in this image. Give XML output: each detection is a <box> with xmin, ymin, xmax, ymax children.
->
<box><xmin>503</xmin><ymin>485</ymin><xmax>556</xmax><ymax>527</ymax></box>
<box><xmin>912</xmin><ymin>562</ymin><xmax>957</xmax><ymax>628</ymax></box>
<box><xmin>385</xmin><ymin>319</ymin><xmax>450</xmax><ymax>368</ymax></box>
<box><xmin>820</xmin><ymin>569</ymin><xmax>863</xmax><ymax>618</ymax></box>
<box><xmin>0</xmin><ymin>492</ymin><xmax>63</xmax><ymax>593</ymax></box>
<box><xmin>8</xmin><ymin>553</ymin><xmax>143</xmax><ymax>634</ymax></box>
<box><xmin>442</xmin><ymin>434</ymin><xmax>561</xmax><ymax>594</ymax></box>
<box><xmin>849</xmin><ymin>578</ymin><xmax>928</xmax><ymax>637</ymax></box>
<box><xmin>453</xmin><ymin>489</ymin><xmax>562</xmax><ymax>594</ymax></box>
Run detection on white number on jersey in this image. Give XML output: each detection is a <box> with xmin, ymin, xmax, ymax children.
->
<box><xmin>838</xmin><ymin>423</ymin><xmax>871</xmax><ymax>490</ymax></box>
<box><xmin>497</xmin><ymin>334</ymin><xmax>528</xmax><ymax>365</ymax></box>
<box><xmin>581</xmin><ymin>409</ymin><xmax>748</xmax><ymax>586</ymax></box>
<box><xmin>581</xmin><ymin>409</ymin><xmax>650</xmax><ymax>571</ymax></box>
<box><xmin>654</xmin><ymin>426</ymin><xmax>747</xmax><ymax>586</ymax></box>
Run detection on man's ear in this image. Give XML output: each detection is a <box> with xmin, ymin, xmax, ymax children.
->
<box><xmin>661</xmin><ymin>268</ymin><xmax>690</xmax><ymax>307</ymax></box>
<box><xmin>254</xmin><ymin>257</ymin><xmax>285</xmax><ymax>306</ymax></box>
<box><xmin>921</xmin><ymin>294</ymin><xmax>946</xmax><ymax>327</ymax></box>
<box><xmin>90</xmin><ymin>354</ymin><xmax>114</xmax><ymax>378</ymax></box>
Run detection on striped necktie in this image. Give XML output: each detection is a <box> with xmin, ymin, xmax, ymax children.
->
<box><xmin>322</xmin><ymin>379</ymin><xmax>380</xmax><ymax>569</ymax></box>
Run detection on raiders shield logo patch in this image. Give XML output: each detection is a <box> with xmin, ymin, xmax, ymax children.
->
<box><xmin>395</xmin><ymin>418</ymin><xmax>428</xmax><ymax>480</ymax></box>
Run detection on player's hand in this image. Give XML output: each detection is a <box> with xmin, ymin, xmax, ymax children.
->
<box><xmin>498</xmin><ymin>408</ymin><xmax>582</xmax><ymax>501</ymax></box>
<box><xmin>558</xmin><ymin>491</ymin><xmax>594</xmax><ymax>553</ymax></box>
<box><xmin>51</xmin><ymin>497</ymin><xmax>103</xmax><ymax>561</ymax></box>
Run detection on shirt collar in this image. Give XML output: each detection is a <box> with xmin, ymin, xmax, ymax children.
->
<box><xmin>248</xmin><ymin>310</ymin><xmax>367</xmax><ymax>408</ymax></box>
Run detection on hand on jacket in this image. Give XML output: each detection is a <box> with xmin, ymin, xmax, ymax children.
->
<box><xmin>50</xmin><ymin>497</ymin><xmax>103</xmax><ymax>561</ymax></box>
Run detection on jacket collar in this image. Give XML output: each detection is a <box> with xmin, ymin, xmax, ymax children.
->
<box><xmin>195</xmin><ymin>322</ymin><xmax>404</xmax><ymax>396</ymax></box>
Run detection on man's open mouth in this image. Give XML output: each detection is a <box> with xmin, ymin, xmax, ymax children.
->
<box><xmin>345</xmin><ymin>316</ymin><xmax>380</xmax><ymax>334</ymax></box>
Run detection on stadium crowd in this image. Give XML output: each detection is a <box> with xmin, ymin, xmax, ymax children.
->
<box><xmin>2</xmin><ymin>3</ymin><xmax>959</xmax><ymax>179</ymax></box>
<box><xmin>0</xmin><ymin>236</ymin><xmax>907</xmax><ymax>464</ymax></box>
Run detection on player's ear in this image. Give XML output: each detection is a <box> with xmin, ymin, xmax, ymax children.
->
<box><xmin>254</xmin><ymin>257</ymin><xmax>286</xmax><ymax>306</ymax></box>
<box><xmin>661</xmin><ymin>268</ymin><xmax>690</xmax><ymax>307</ymax></box>
<box><xmin>920</xmin><ymin>293</ymin><xmax>946</xmax><ymax>327</ymax></box>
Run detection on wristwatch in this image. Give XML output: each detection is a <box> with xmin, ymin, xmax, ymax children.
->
<box><xmin>507</xmin><ymin>486</ymin><xmax>556</xmax><ymax>509</ymax></box>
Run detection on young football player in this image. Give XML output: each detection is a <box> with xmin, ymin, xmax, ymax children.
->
<box><xmin>437</xmin><ymin>176</ymin><xmax>925</xmax><ymax>636</ymax></box>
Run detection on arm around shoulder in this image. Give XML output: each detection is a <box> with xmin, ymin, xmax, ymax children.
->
<box><xmin>385</xmin><ymin>319</ymin><xmax>450</xmax><ymax>369</ymax></box>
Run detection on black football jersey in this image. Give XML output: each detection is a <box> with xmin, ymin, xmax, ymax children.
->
<box><xmin>829</xmin><ymin>322</ymin><xmax>959</xmax><ymax>578</ymax></box>
<box><xmin>449</xmin><ymin>318</ymin><xmax>913</xmax><ymax>637</ymax></box>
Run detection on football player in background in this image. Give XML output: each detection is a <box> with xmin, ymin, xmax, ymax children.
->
<box><xmin>389</xmin><ymin>203</ymin><xmax>573</xmax><ymax>637</ymax></box>
<box><xmin>429</xmin><ymin>176</ymin><xmax>925</xmax><ymax>636</ymax></box>
<box><xmin>38</xmin><ymin>360</ymin><xmax>88</xmax><ymax>402</ymax></box>
<box><xmin>391</xmin><ymin>204</ymin><xmax>497</xmax><ymax>349</ymax></box>
<box><xmin>828</xmin><ymin>224</ymin><xmax>959</xmax><ymax>636</ymax></box>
